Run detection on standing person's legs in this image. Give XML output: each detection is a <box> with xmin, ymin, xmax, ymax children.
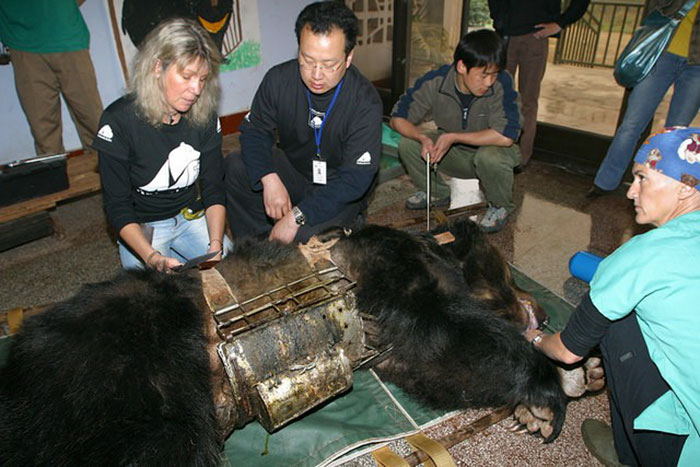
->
<box><xmin>507</xmin><ymin>34</ymin><xmax>548</xmax><ymax>166</ymax></box>
<box><xmin>593</xmin><ymin>53</ymin><xmax>681</xmax><ymax>191</ymax></box>
<box><xmin>52</xmin><ymin>49</ymin><xmax>103</xmax><ymax>150</ymax></box>
<box><xmin>664</xmin><ymin>62</ymin><xmax>700</xmax><ymax>127</ymax></box>
<box><xmin>505</xmin><ymin>36</ymin><xmax>518</xmax><ymax>77</ymax></box>
<box><xmin>9</xmin><ymin>49</ymin><xmax>64</xmax><ymax>155</ymax></box>
<box><xmin>599</xmin><ymin>313</ymin><xmax>687</xmax><ymax>466</ymax></box>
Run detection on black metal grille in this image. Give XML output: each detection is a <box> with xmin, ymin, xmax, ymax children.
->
<box><xmin>555</xmin><ymin>1</ymin><xmax>645</xmax><ymax>68</ymax></box>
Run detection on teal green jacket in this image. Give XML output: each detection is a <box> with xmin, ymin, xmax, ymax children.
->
<box><xmin>591</xmin><ymin>210</ymin><xmax>700</xmax><ymax>465</ymax></box>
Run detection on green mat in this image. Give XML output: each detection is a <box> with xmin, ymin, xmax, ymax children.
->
<box><xmin>378</xmin><ymin>123</ymin><xmax>404</xmax><ymax>183</ymax></box>
<box><xmin>382</xmin><ymin>122</ymin><xmax>401</xmax><ymax>150</ymax></box>
<box><xmin>0</xmin><ymin>267</ymin><xmax>574</xmax><ymax>466</ymax></box>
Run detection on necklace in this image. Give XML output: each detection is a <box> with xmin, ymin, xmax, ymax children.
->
<box><xmin>165</xmin><ymin>113</ymin><xmax>180</xmax><ymax>125</ymax></box>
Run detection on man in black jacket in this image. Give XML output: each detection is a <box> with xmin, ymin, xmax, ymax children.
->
<box><xmin>224</xmin><ymin>1</ymin><xmax>382</xmax><ymax>244</ymax></box>
<box><xmin>488</xmin><ymin>0</ymin><xmax>590</xmax><ymax>166</ymax></box>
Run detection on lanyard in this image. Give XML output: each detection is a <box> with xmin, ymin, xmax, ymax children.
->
<box><xmin>306</xmin><ymin>78</ymin><xmax>344</xmax><ymax>159</ymax></box>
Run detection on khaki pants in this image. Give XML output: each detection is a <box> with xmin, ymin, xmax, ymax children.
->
<box><xmin>505</xmin><ymin>34</ymin><xmax>549</xmax><ymax>165</ymax></box>
<box><xmin>10</xmin><ymin>48</ymin><xmax>103</xmax><ymax>156</ymax></box>
<box><xmin>398</xmin><ymin>134</ymin><xmax>521</xmax><ymax>213</ymax></box>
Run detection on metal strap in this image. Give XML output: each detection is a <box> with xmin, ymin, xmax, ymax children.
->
<box><xmin>426</xmin><ymin>153</ymin><xmax>431</xmax><ymax>231</ymax></box>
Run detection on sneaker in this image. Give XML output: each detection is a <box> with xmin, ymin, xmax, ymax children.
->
<box><xmin>405</xmin><ymin>191</ymin><xmax>450</xmax><ymax>210</ymax></box>
<box><xmin>581</xmin><ymin>419</ymin><xmax>627</xmax><ymax>467</ymax></box>
<box><xmin>479</xmin><ymin>204</ymin><xmax>508</xmax><ymax>233</ymax></box>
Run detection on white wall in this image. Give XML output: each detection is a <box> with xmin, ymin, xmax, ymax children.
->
<box><xmin>0</xmin><ymin>0</ymin><xmax>313</xmax><ymax>164</ymax></box>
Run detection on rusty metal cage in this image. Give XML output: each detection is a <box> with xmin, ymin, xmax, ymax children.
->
<box><xmin>203</xmin><ymin>261</ymin><xmax>385</xmax><ymax>433</ymax></box>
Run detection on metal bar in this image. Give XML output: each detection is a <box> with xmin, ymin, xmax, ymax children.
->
<box><xmin>426</xmin><ymin>154</ymin><xmax>430</xmax><ymax>231</ymax></box>
<box><xmin>602</xmin><ymin>5</ymin><xmax>614</xmax><ymax>64</ymax></box>
<box><xmin>613</xmin><ymin>5</ymin><xmax>632</xmax><ymax>63</ymax></box>
<box><xmin>556</xmin><ymin>1</ymin><xmax>646</xmax><ymax>68</ymax></box>
<box><xmin>213</xmin><ymin>267</ymin><xmax>344</xmax><ymax>318</ymax></box>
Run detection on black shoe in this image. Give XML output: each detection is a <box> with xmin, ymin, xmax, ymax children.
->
<box><xmin>586</xmin><ymin>186</ymin><xmax>610</xmax><ymax>199</ymax></box>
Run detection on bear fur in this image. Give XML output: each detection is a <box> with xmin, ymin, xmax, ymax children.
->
<box><xmin>327</xmin><ymin>220</ymin><xmax>566</xmax><ymax>441</ymax></box>
<box><xmin>0</xmin><ymin>219</ymin><xmax>567</xmax><ymax>464</ymax></box>
<box><xmin>0</xmin><ymin>270</ymin><xmax>221</xmax><ymax>466</ymax></box>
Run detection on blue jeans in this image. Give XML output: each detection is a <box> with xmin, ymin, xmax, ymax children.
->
<box><xmin>119</xmin><ymin>213</ymin><xmax>233</xmax><ymax>270</ymax></box>
<box><xmin>594</xmin><ymin>52</ymin><xmax>700</xmax><ymax>190</ymax></box>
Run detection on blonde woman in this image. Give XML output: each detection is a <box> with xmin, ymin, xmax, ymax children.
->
<box><xmin>94</xmin><ymin>18</ymin><xmax>229</xmax><ymax>272</ymax></box>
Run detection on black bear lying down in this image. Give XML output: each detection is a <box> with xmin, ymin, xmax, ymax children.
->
<box><xmin>0</xmin><ymin>220</ymin><xmax>599</xmax><ymax>465</ymax></box>
<box><xmin>0</xmin><ymin>271</ymin><xmax>221</xmax><ymax>466</ymax></box>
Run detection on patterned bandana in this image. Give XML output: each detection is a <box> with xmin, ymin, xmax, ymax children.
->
<box><xmin>634</xmin><ymin>126</ymin><xmax>700</xmax><ymax>189</ymax></box>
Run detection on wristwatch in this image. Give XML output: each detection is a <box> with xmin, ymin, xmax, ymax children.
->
<box><xmin>292</xmin><ymin>206</ymin><xmax>305</xmax><ymax>226</ymax></box>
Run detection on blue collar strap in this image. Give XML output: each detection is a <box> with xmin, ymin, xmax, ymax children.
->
<box><xmin>306</xmin><ymin>78</ymin><xmax>344</xmax><ymax>159</ymax></box>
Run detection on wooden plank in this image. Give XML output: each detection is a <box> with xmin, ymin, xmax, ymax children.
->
<box><xmin>0</xmin><ymin>211</ymin><xmax>54</xmax><ymax>251</ymax></box>
<box><xmin>0</xmin><ymin>152</ymin><xmax>101</xmax><ymax>224</ymax></box>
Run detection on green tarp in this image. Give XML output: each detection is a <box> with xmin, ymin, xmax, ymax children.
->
<box><xmin>0</xmin><ymin>267</ymin><xmax>574</xmax><ymax>466</ymax></box>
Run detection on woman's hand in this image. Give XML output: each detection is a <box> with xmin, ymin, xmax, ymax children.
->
<box><xmin>204</xmin><ymin>238</ymin><xmax>223</xmax><ymax>267</ymax></box>
<box><xmin>146</xmin><ymin>251</ymin><xmax>183</xmax><ymax>273</ymax></box>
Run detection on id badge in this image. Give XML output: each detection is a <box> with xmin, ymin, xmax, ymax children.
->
<box><xmin>312</xmin><ymin>159</ymin><xmax>327</xmax><ymax>185</ymax></box>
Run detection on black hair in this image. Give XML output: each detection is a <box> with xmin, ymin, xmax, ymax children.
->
<box><xmin>294</xmin><ymin>1</ymin><xmax>359</xmax><ymax>55</ymax></box>
<box><xmin>453</xmin><ymin>29</ymin><xmax>505</xmax><ymax>71</ymax></box>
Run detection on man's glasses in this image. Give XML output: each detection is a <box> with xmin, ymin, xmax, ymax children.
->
<box><xmin>298</xmin><ymin>55</ymin><xmax>344</xmax><ymax>74</ymax></box>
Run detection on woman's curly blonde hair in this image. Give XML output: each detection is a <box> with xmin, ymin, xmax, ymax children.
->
<box><xmin>129</xmin><ymin>17</ymin><xmax>222</xmax><ymax>127</ymax></box>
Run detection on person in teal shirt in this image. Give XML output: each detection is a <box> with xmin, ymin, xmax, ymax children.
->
<box><xmin>0</xmin><ymin>0</ymin><xmax>102</xmax><ymax>156</ymax></box>
<box><xmin>526</xmin><ymin>126</ymin><xmax>700</xmax><ymax>466</ymax></box>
